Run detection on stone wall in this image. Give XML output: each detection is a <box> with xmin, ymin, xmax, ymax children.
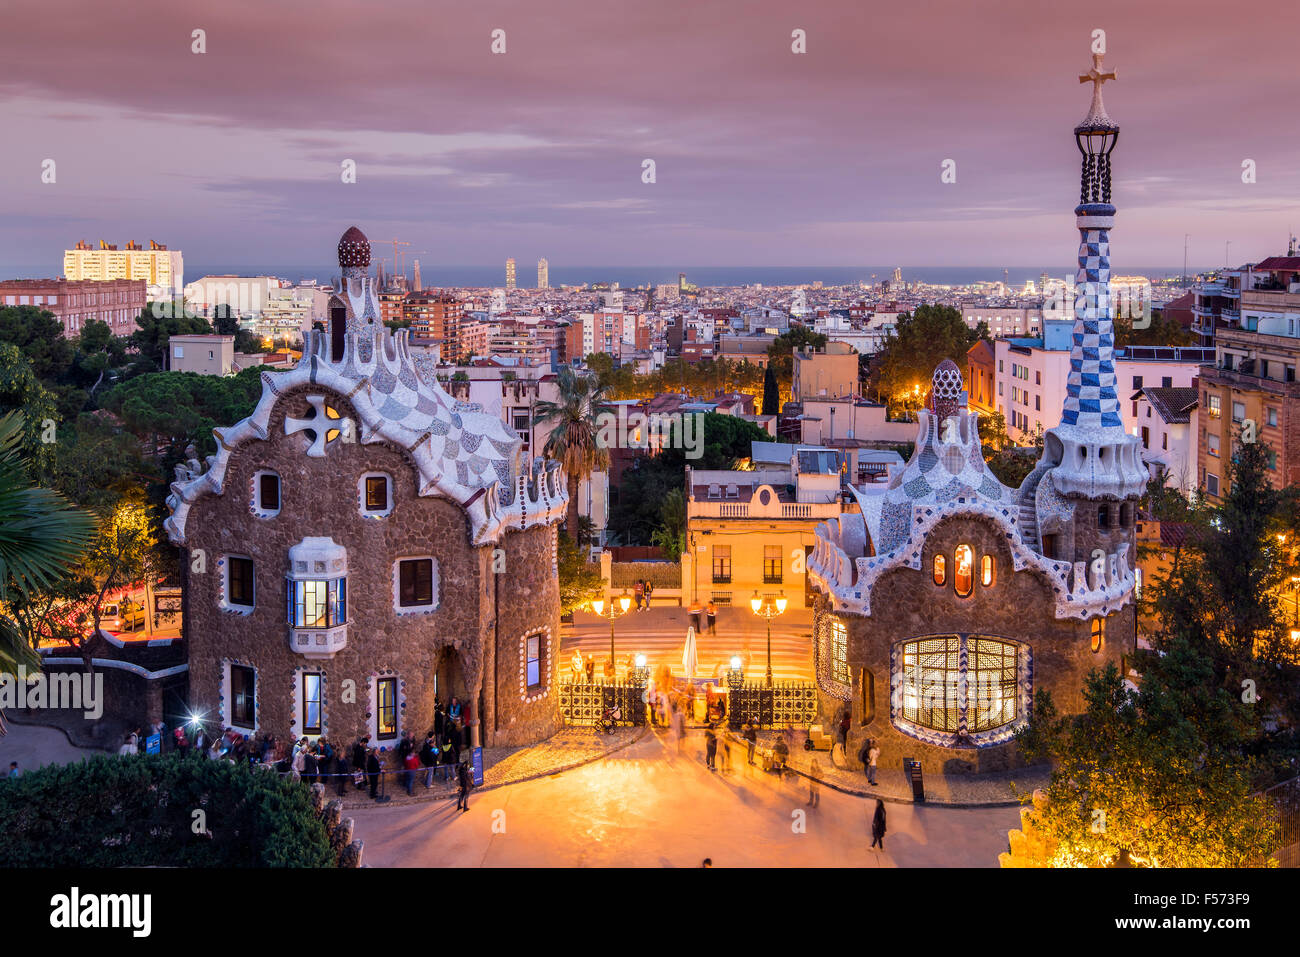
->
<box><xmin>820</xmin><ymin>512</ymin><xmax>1131</xmax><ymax>775</ymax></box>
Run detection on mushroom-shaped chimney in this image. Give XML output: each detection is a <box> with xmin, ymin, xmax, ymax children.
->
<box><xmin>338</xmin><ymin>226</ymin><xmax>371</xmax><ymax>269</ymax></box>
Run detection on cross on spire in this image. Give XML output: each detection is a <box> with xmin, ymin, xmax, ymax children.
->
<box><xmin>1078</xmin><ymin>52</ymin><xmax>1118</xmax><ymax>128</ymax></box>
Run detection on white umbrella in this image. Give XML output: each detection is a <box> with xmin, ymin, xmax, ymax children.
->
<box><xmin>682</xmin><ymin>625</ymin><xmax>698</xmax><ymax>683</ymax></box>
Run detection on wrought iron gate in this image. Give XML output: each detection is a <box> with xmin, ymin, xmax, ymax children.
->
<box><xmin>558</xmin><ymin>680</ymin><xmax>647</xmax><ymax>727</ymax></box>
<box><xmin>727</xmin><ymin>681</ymin><xmax>819</xmax><ymax>730</ymax></box>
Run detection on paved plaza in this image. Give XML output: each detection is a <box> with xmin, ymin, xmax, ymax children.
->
<box><xmin>350</xmin><ymin>729</ymin><xmax>1020</xmax><ymax>867</ymax></box>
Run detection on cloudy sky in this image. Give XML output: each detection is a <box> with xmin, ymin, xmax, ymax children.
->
<box><xmin>2</xmin><ymin>0</ymin><xmax>1297</xmax><ymax>276</ymax></box>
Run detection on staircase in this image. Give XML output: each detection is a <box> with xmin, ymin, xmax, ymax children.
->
<box><xmin>1016</xmin><ymin>464</ymin><xmax>1051</xmax><ymax>553</ymax></box>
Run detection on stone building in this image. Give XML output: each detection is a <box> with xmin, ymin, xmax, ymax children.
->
<box><xmin>807</xmin><ymin>50</ymin><xmax>1145</xmax><ymax>775</ymax></box>
<box><xmin>165</xmin><ymin>226</ymin><xmax>568</xmax><ymax>755</ymax></box>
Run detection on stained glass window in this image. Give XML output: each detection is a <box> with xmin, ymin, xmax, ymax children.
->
<box><xmin>968</xmin><ymin>638</ymin><xmax>1018</xmax><ymax>732</ymax></box>
<box><xmin>900</xmin><ymin>636</ymin><xmax>960</xmax><ymax>732</ymax></box>
<box><xmin>830</xmin><ymin>618</ymin><xmax>849</xmax><ymax>686</ymax></box>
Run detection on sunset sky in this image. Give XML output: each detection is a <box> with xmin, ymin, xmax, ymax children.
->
<box><xmin>2</xmin><ymin>0</ymin><xmax>1297</xmax><ymax>275</ymax></box>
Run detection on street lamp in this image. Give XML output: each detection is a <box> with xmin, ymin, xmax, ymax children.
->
<box><xmin>750</xmin><ymin>591</ymin><xmax>788</xmax><ymax>687</ymax></box>
<box><xmin>727</xmin><ymin>654</ymin><xmax>744</xmax><ymax>691</ymax></box>
<box><xmin>589</xmin><ymin>593</ymin><xmax>632</xmax><ymax>680</ymax></box>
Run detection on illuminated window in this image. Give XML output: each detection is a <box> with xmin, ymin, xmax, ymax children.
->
<box><xmin>1090</xmin><ymin>617</ymin><xmax>1105</xmax><ymax>653</ymax></box>
<box><xmin>980</xmin><ymin>554</ymin><xmax>995</xmax><ymax>587</ymax></box>
<box><xmin>954</xmin><ymin>545</ymin><xmax>973</xmax><ymax>597</ymax></box>
<box><xmin>290</xmin><ymin>577</ymin><xmax>345</xmax><ymax>628</ymax></box>
<box><xmin>763</xmin><ymin>546</ymin><xmax>783</xmax><ymax>584</ymax></box>
<box><xmin>525</xmin><ymin>633</ymin><xmax>544</xmax><ymax>692</ymax></box>
<box><xmin>898</xmin><ymin>635</ymin><xmax>1022</xmax><ymax>738</ymax></box>
<box><xmin>376</xmin><ymin>677</ymin><xmax>397</xmax><ymax>739</ymax></box>
<box><xmin>968</xmin><ymin>638</ymin><xmax>1018</xmax><ymax>732</ymax></box>
<box><xmin>932</xmin><ymin>553</ymin><xmax>946</xmax><ymax>586</ymax></box>
<box><xmin>302</xmin><ymin>673</ymin><xmax>323</xmax><ymax>735</ymax></box>
<box><xmin>830</xmin><ymin>618</ymin><xmax>849</xmax><ymax>686</ymax></box>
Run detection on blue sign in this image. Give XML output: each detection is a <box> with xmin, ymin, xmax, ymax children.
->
<box><xmin>146</xmin><ymin>733</ymin><xmax>161</xmax><ymax>755</ymax></box>
<box><xmin>471</xmin><ymin>746</ymin><xmax>484</xmax><ymax>787</ymax></box>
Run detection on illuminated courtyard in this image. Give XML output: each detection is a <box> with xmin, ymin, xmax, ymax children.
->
<box><xmin>350</xmin><ymin>730</ymin><xmax>1020</xmax><ymax>867</ymax></box>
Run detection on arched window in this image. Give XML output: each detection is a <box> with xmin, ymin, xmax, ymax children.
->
<box><xmin>954</xmin><ymin>545</ymin><xmax>973</xmax><ymax>597</ymax></box>
<box><xmin>932</xmin><ymin>553</ymin><xmax>946</xmax><ymax>586</ymax></box>
<box><xmin>980</xmin><ymin>554</ymin><xmax>995</xmax><ymax>587</ymax></box>
<box><xmin>1090</xmin><ymin>617</ymin><xmax>1105</xmax><ymax>653</ymax></box>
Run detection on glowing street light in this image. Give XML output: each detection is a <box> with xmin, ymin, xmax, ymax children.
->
<box><xmin>750</xmin><ymin>591</ymin><xmax>788</xmax><ymax>687</ymax></box>
<box><xmin>589</xmin><ymin>592</ymin><xmax>632</xmax><ymax>678</ymax></box>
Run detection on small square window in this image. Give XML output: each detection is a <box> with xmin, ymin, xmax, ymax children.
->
<box><xmin>365</xmin><ymin>476</ymin><xmax>388</xmax><ymax>511</ymax></box>
<box><xmin>227</xmin><ymin>557</ymin><xmax>255</xmax><ymax>608</ymax></box>
<box><xmin>398</xmin><ymin>559</ymin><xmax>435</xmax><ymax>607</ymax></box>
<box><xmin>257</xmin><ymin>472</ymin><xmax>280</xmax><ymax>513</ymax></box>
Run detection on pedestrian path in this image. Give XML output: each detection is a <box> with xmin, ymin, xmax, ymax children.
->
<box><xmin>335</xmin><ymin>726</ymin><xmax>645</xmax><ymax>809</ymax></box>
<box><xmin>740</xmin><ymin>729</ymin><xmax>1048</xmax><ymax>807</ymax></box>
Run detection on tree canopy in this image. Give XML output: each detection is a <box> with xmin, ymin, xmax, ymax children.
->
<box><xmin>871</xmin><ymin>305</ymin><xmax>986</xmax><ymax>417</ymax></box>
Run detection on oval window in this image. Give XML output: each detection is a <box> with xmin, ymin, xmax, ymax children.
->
<box><xmin>932</xmin><ymin>553</ymin><xmax>946</xmax><ymax>586</ymax></box>
<box><xmin>954</xmin><ymin>545</ymin><xmax>974</xmax><ymax>597</ymax></box>
<box><xmin>980</xmin><ymin>554</ymin><xmax>995</xmax><ymax>587</ymax></box>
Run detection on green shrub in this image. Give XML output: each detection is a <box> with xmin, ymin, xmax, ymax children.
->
<box><xmin>0</xmin><ymin>753</ymin><xmax>336</xmax><ymax>867</ymax></box>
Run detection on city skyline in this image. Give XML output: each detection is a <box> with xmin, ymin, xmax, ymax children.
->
<box><xmin>2</xmin><ymin>0</ymin><xmax>1298</xmax><ymax>275</ymax></box>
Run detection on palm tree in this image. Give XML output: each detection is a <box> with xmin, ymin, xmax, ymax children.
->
<box><xmin>533</xmin><ymin>366</ymin><xmax>611</xmax><ymax>536</ymax></box>
<box><xmin>0</xmin><ymin>412</ymin><xmax>96</xmax><ymax>679</ymax></box>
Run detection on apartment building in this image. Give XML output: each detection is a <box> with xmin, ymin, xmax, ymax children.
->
<box><xmin>0</xmin><ymin>278</ymin><xmax>146</xmax><ymax>337</ymax></box>
<box><xmin>792</xmin><ymin>341</ymin><xmax>859</xmax><ymax>400</ymax></box>
<box><xmin>64</xmin><ymin>239</ymin><xmax>183</xmax><ymax>298</ymax></box>
<box><xmin>992</xmin><ymin>320</ymin><xmax>1211</xmax><ymax>442</ymax></box>
<box><xmin>1197</xmin><ymin>256</ymin><xmax>1300</xmax><ymax>499</ymax></box>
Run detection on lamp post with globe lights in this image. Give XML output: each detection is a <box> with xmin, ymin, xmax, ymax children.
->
<box><xmin>750</xmin><ymin>591</ymin><xmax>788</xmax><ymax>687</ymax></box>
<box><xmin>589</xmin><ymin>592</ymin><xmax>632</xmax><ymax>679</ymax></box>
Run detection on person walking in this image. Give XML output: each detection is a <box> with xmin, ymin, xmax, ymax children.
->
<box><xmin>634</xmin><ymin>579</ymin><xmax>645</xmax><ymax>610</ymax></box>
<box><xmin>870</xmin><ymin>799</ymin><xmax>887</xmax><ymax>850</ymax></box>
<box><xmin>704</xmin><ymin>723</ymin><xmax>718</xmax><ymax>771</ymax></box>
<box><xmin>456</xmin><ymin>760</ymin><xmax>473</xmax><ymax>812</ymax></box>
<box><xmin>706</xmin><ymin>600</ymin><xmax>717</xmax><ymax>635</ymax></box>
<box><xmin>807</xmin><ymin>757</ymin><xmax>822</xmax><ymax>807</ymax></box>
<box><xmin>858</xmin><ymin>738</ymin><xmax>872</xmax><ymax>782</ymax></box>
<box><xmin>719</xmin><ymin>729</ymin><xmax>732</xmax><ymax>774</ymax></box>
<box><xmin>644</xmin><ymin>580</ymin><xmax>654</xmax><ymax>607</ymax></box>
<box><xmin>867</xmin><ymin>742</ymin><xmax>880</xmax><ymax>786</ymax></box>
<box><xmin>743</xmin><ymin>719</ymin><xmax>757</xmax><ymax>765</ymax></box>
<box><xmin>365</xmin><ymin>748</ymin><xmax>381</xmax><ymax>800</ymax></box>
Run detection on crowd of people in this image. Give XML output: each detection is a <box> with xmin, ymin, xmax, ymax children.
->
<box><xmin>108</xmin><ymin>697</ymin><xmax>478</xmax><ymax>809</ymax></box>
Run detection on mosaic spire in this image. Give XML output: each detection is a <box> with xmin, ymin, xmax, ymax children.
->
<box><xmin>1042</xmin><ymin>45</ymin><xmax>1147</xmax><ymax>500</ymax></box>
<box><xmin>1062</xmin><ymin>50</ymin><xmax>1121</xmax><ymax>431</ymax></box>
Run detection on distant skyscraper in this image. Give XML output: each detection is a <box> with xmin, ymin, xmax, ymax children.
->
<box><xmin>412</xmin><ymin>259</ymin><xmax>422</xmax><ymax>292</ymax></box>
<box><xmin>537</xmin><ymin>258</ymin><xmax>548</xmax><ymax>289</ymax></box>
<box><xmin>63</xmin><ymin>238</ymin><xmax>183</xmax><ymax>298</ymax></box>
<box><xmin>505</xmin><ymin>258</ymin><xmax>517</xmax><ymax>290</ymax></box>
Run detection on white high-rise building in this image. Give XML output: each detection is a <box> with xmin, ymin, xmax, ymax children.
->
<box><xmin>537</xmin><ymin>258</ymin><xmax>549</xmax><ymax>289</ymax></box>
<box><xmin>64</xmin><ymin>239</ymin><xmax>184</xmax><ymax>299</ymax></box>
<box><xmin>505</xmin><ymin>258</ymin><xmax>517</xmax><ymax>290</ymax></box>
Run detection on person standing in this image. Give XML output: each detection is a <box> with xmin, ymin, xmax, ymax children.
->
<box><xmin>448</xmin><ymin>697</ymin><xmax>463</xmax><ymax>725</ymax></box>
<box><xmin>634</xmin><ymin>579</ymin><xmax>645</xmax><ymax>610</ymax></box>
<box><xmin>420</xmin><ymin>733</ymin><xmax>438</xmax><ymax>788</ymax></box>
<box><xmin>870</xmin><ymin>799</ymin><xmax>887</xmax><ymax>850</ymax></box>
<box><xmin>456</xmin><ymin>760</ymin><xmax>473</xmax><ymax>812</ymax></box>
<box><xmin>706</xmin><ymin>600</ymin><xmax>717</xmax><ymax>635</ymax></box>
<box><xmin>858</xmin><ymin>739</ymin><xmax>872</xmax><ymax>782</ymax></box>
<box><xmin>351</xmin><ymin>736</ymin><xmax>368</xmax><ymax>789</ymax></box>
<box><xmin>366</xmin><ymin>748</ymin><xmax>381</xmax><ymax>800</ymax></box>
<box><xmin>719</xmin><ymin>728</ymin><xmax>732</xmax><ymax>774</ymax></box>
<box><xmin>644</xmin><ymin>580</ymin><xmax>654</xmax><ymax>607</ymax></box>
<box><xmin>837</xmin><ymin>708</ymin><xmax>851</xmax><ymax>758</ymax></box>
<box><xmin>807</xmin><ymin>757</ymin><xmax>822</xmax><ymax>807</ymax></box>
<box><xmin>743</xmin><ymin>719</ymin><xmax>757</xmax><ymax>765</ymax></box>
<box><xmin>867</xmin><ymin>742</ymin><xmax>880</xmax><ymax>786</ymax></box>
<box><xmin>402</xmin><ymin>748</ymin><xmax>420</xmax><ymax>795</ymax></box>
<box><xmin>8</xmin><ymin>761</ymin><xmax>20</xmax><ymax>779</ymax></box>
<box><xmin>571</xmin><ymin>648</ymin><xmax>585</xmax><ymax>683</ymax></box>
<box><xmin>704</xmin><ymin>723</ymin><xmax>718</xmax><ymax>771</ymax></box>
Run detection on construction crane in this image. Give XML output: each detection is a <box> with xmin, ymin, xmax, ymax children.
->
<box><xmin>373</xmin><ymin>238</ymin><xmax>411</xmax><ymax>282</ymax></box>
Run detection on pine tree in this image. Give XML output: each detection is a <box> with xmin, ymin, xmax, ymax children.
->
<box><xmin>761</xmin><ymin>364</ymin><xmax>780</xmax><ymax>416</ymax></box>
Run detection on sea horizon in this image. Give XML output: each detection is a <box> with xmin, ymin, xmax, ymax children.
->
<box><xmin>1</xmin><ymin>263</ymin><xmax>1208</xmax><ymax>290</ymax></box>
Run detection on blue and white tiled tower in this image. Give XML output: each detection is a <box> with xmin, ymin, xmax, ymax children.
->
<box><xmin>1044</xmin><ymin>48</ymin><xmax>1147</xmax><ymax>500</ymax></box>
